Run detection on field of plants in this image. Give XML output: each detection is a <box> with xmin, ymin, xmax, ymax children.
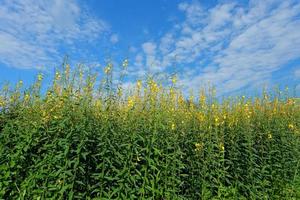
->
<box><xmin>0</xmin><ymin>62</ymin><xmax>299</xmax><ymax>199</ymax></box>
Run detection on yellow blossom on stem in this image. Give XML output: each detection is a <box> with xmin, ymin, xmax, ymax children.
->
<box><xmin>55</xmin><ymin>72</ymin><xmax>61</xmax><ymax>80</ymax></box>
<box><xmin>195</xmin><ymin>142</ymin><xmax>203</xmax><ymax>152</ymax></box>
<box><xmin>65</xmin><ymin>64</ymin><xmax>70</xmax><ymax>78</ymax></box>
<box><xmin>149</xmin><ymin>80</ymin><xmax>158</xmax><ymax>93</ymax></box>
<box><xmin>127</xmin><ymin>96</ymin><xmax>134</xmax><ymax>109</ymax></box>
<box><xmin>197</xmin><ymin>113</ymin><xmax>204</xmax><ymax>122</ymax></box>
<box><xmin>122</xmin><ymin>59</ymin><xmax>128</xmax><ymax>68</ymax></box>
<box><xmin>24</xmin><ymin>94</ymin><xmax>30</xmax><ymax>102</ymax></box>
<box><xmin>214</xmin><ymin>116</ymin><xmax>220</xmax><ymax>126</ymax></box>
<box><xmin>0</xmin><ymin>97</ymin><xmax>5</xmax><ymax>107</ymax></box>
<box><xmin>178</xmin><ymin>95</ymin><xmax>184</xmax><ymax>106</ymax></box>
<box><xmin>79</xmin><ymin>70</ymin><xmax>83</xmax><ymax>82</ymax></box>
<box><xmin>212</xmin><ymin>104</ymin><xmax>215</xmax><ymax>110</ymax></box>
<box><xmin>137</xmin><ymin>80</ymin><xmax>142</xmax><ymax>90</ymax></box>
<box><xmin>117</xmin><ymin>87</ymin><xmax>123</xmax><ymax>97</ymax></box>
<box><xmin>189</xmin><ymin>95</ymin><xmax>194</xmax><ymax>103</ymax></box>
<box><xmin>95</xmin><ymin>100</ymin><xmax>101</xmax><ymax>108</ymax></box>
<box><xmin>215</xmin><ymin>117</ymin><xmax>219</xmax><ymax>123</ymax></box>
<box><xmin>288</xmin><ymin>124</ymin><xmax>295</xmax><ymax>130</ymax></box>
<box><xmin>200</xmin><ymin>93</ymin><xmax>206</xmax><ymax>103</ymax></box>
<box><xmin>219</xmin><ymin>143</ymin><xmax>225</xmax><ymax>152</ymax></box>
<box><xmin>171</xmin><ymin>123</ymin><xmax>176</xmax><ymax>130</ymax></box>
<box><xmin>37</xmin><ymin>74</ymin><xmax>43</xmax><ymax>81</ymax></box>
<box><xmin>171</xmin><ymin>75</ymin><xmax>177</xmax><ymax>84</ymax></box>
<box><xmin>268</xmin><ymin>133</ymin><xmax>272</xmax><ymax>139</ymax></box>
<box><xmin>104</xmin><ymin>64</ymin><xmax>112</xmax><ymax>74</ymax></box>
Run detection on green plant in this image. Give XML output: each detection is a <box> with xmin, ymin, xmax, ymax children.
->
<box><xmin>0</xmin><ymin>62</ymin><xmax>299</xmax><ymax>199</ymax></box>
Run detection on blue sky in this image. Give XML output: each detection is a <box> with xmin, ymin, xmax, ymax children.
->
<box><xmin>0</xmin><ymin>0</ymin><xmax>299</xmax><ymax>96</ymax></box>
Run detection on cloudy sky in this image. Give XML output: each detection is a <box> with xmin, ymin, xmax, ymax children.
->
<box><xmin>0</xmin><ymin>0</ymin><xmax>299</xmax><ymax>96</ymax></box>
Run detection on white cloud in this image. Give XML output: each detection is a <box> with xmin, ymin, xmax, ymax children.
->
<box><xmin>129</xmin><ymin>46</ymin><xmax>137</xmax><ymax>53</ymax></box>
<box><xmin>134</xmin><ymin>54</ymin><xmax>144</xmax><ymax>67</ymax></box>
<box><xmin>296</xmin><ymin>84</ymin><xmax>300</xmax><ymax>93</ymax></box>
<box><xmin>0</xmin><ymin>31</ymin><xmax>50</xmax><ymax>69</ymax></box>
<box><xmin>295</xmin><ymin>69</ymin><xmax>300</xmax><ymax>78</ymax></box>
<box><xmin>110</xmin><ymin>34</ymin><xmax>119</xmax><ymax>44</ymax></box>
<box><xmin>135</xmin><ymin>0</ymin><xmax>300</xmax><ymax>95</ymax></box>
<box><xmin>0</xmin><ymin>0</ymin><xmax>110</xmax><ymax>69</ymax></box>
<box><xmin>142</xmin><ymin>42</ymin><xmax>156</xmax><ymax>55</ymax></box>
<box><xmin>141</xmin><ymin>42</ymin><xmax>163</xmax><ymax>72</ymax></box>
<box><xmin>159</xmin><ymin>33</ymin><xmax>174</xmax><ymax>54</ymax></box>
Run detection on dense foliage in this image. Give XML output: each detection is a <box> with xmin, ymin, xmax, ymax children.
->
<box><xmin>0</xmin><ymin>63</ymin><xmax>299</xmax><ymax>199</ymax></box>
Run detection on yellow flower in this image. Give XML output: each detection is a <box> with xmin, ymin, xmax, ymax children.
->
<box><xmin>117</xmin><ymin>87</ymin><xmax>123</xmax><ymax>97</ymax></box>
<box><xmin>55</xmin><ymin>72</ymin><xmax>61</xmax><ymax>80</ymax></box>
<box><xmin>65</xmin><ymin>64</ymin><xmax>70</xmax><ymax>76</ymax></box>
<box><xmin>95</xmin><ymin>100</ymin><xmax>101</xmax><ymax>108</ymax></box>
<box><xmin>41</xmin><ymin>110</ymin><xmax>51</xmax><ymax>122</ymax></box>
<box><xmin>171</xmin><ymin>75</ymin><xmax>177</xmax><ymax>84</ymax></box>
<box><xmin>79</xmin><ymin>71</ymin><xmax>83</xmax><ymax>81</ymax></box>
<box><xmin>122</xmin><ymin>59</ymin><xmax>128</xmax><ymax>68</ymax></box>
<box><xmin>149</xmin><ymin>80</ymin><xmax>158</xmax><ymax>93</ymax></box>
<box><xmin>200</xmin><ymin>93</ymin><xmax>206</xmax><ymax>103</ymax></box>
<box><xmin>104</xmin><ymin>64</ymin><xmax>112</xmax><ymax>74</ymax></box>
<box><xmin>197</xmin><ymin>113</ymin><xmax>204</xmax><ymax>122</ymax></box>
<box><xmin>171</xmin><ymin>123</ymin><xmax>176</xmax><ymax>130</ymax></box>
<box><xmin>9</xmin><ymin>97</ymin><xmax>14</xmax><ymax>103</ymax></box>
<box><xmin>288</xmin><ymin>124</ymin><xmax>295</xmax><ymax>130</ymax></box>
<box><xmin>268</xmin><ymin>133</ymin><xmax>272</xmax><ymax>139</ymax></box>
<box><xmin>137</xmin><ymin>80</ymin><xmax>142</xmax><ymax>90</ymax></box>
<box><xmin>178</xmin><ymin>95</ymin><xmax>184</xmax><ymax>105</ymax></box>
<box><xmin>212</xmin><ymin>104</ymin><xmax>215</xmax><ymax>109</ymax></box>
<box><xmin>127</xmin><ymin>96</ymin><xmax>134</xmax><ymax>109</ymax></box>
<box><xmin>24</xmin><ymin>94</ymin><xmax>30</xmax><ymax>102</ymax></box>
<box><xmin>104</xmin><ymin>67</ymin><xmax>110</xmax><ymax>74</ymax></box>
<box><xmin>215</xmin><ymin>117</ymin><xmax>219</xmax><ymax>123</ymax></box>
<box><xmin>37</xmin><ymin>74</ymin><xmax>43</xmax><ymax>81</ymax></box>
<box><xmin>219</xmin><ymin>143</ymin><xmax>225</xmax><ymax>151</ymax></box>
<box><xmin>195</xmin><ymin>142</ymin><xmax>203</xmax><ymax>152</ymax></box>
<box><xmin>189</xmin><ymin>95</ymin><xmax>194</xmax><ymax>104</ymax></box>
<box><xmin>0</xmin><ymin>97</ymin><xmax>5</xmax><ymax>107</ymax></box>
<box><xmin>46</xmin><ymin>91</ymin><xmax>52</xmax><ymax>97</ymax></box>
<box><xmin>214</xmin><ymin>116</ymin><xmax>220</xmax><ymax>126</ymax></box>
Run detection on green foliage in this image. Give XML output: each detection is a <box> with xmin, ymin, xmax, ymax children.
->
<box><xmin>0</xmin><ymin>63</ymin><xmax>299</xmax><ymax>199</ymax></box>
